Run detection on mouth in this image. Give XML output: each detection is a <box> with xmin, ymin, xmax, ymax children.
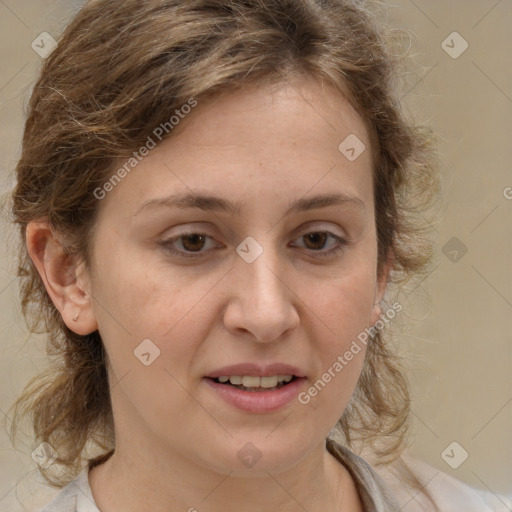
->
<box><xmin>206</xmin><ymin>374</ymin><xmax>299</xmax><ymax>392</ymax></box>
<box><xmin>203</xmin><ymin>373</ymin><xmax>307</xmax><ymax>413</ymax></box>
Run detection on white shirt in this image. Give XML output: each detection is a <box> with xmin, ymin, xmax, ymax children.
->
<box><xmin>39</xmin><ymin>439</ymin><xmax>512</xmax><ymax>511</ymax></box>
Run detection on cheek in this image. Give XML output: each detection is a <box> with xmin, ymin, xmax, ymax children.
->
<box><xmin>294</xmin><ymin>258</ymin><xmax>376</xmax><ymax>406</ymax></box>
<box><xmin>92</xmin><ymin>240</ymin><xmax>216</xmax><ymax>336</ymax></box>
<box><xmin>90</xmin><ymin>250</ymin><xmax>226</xmax><ymax>394</ymax></box>
<box><xmin>299</xmin><ymin>260</ymin><xmax>377</xmax><ymax>342</ymax></box>
<box><xmin>90</xmin><ymin>256</ymin><xmax>213</xmax><ymax>425</ymax></box>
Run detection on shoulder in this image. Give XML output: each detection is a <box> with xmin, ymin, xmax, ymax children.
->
<box><xmin>375</xmin><ymin>453</ymin><xmax>512</xmax><ymax>512</ymax></box>
<box><xmin>38</xmin><ymin>468</ymin><xmax>100</xmax><ymax>512</ymax></box>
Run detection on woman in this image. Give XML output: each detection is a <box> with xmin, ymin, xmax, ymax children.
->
<box><xmin>8</xmin><ymin>0</ymin><xmax>509</xmax><ymax>510</ymax></box>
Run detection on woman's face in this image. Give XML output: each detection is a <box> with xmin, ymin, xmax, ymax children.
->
<box><xmin>81</xmin><ymin>78</ymin><xmax>387</xmax><ymax>475</ymax></box>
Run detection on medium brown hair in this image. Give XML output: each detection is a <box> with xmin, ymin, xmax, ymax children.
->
<box><xmin>7</xmin><ymin>0</ymin><xmax>439</xmax><ymax>494</ymax></box>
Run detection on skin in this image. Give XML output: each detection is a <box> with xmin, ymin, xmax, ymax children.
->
<box><xmin>26</xmin><ymin>77</ymin><xmax>390</xmax><ymax>512</ymax></box>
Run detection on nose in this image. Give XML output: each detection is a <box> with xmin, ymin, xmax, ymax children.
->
<box><xmin>222</xmin><ymin>241</ymin><xmax>300</xmax><ymax>343</ymax></box>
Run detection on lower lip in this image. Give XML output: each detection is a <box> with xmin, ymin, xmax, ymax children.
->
<box><xmin>203</xmin><ymin>377</ymin><xmax>306</xmax><ymax>413</ymax></box>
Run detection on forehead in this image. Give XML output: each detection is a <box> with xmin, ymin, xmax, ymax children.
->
<box><xmin>95</xmin><ymin>78</ymin><xmax>374</xmax><ymax>219</ymax></box>
<box><xmin>176</xmin><ymin>79</ymin><xmax>371</xmax><ymax>158</ymax></box>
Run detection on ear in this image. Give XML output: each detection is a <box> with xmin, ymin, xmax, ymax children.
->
<box><xmin>370</xmin><ymin>251</ymin><xmax>393</xmax><ymax>327</ymax></box>
<box><xmin>25</xmin><ymin>220</ymin><xmax>98</xmax><ymax>335</ymax></box>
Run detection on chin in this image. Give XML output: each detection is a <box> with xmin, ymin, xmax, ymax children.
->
<box><xmin>196</xmin><ymin>435</ymin><xmax>315</xmax><ymax>477</ymax></box>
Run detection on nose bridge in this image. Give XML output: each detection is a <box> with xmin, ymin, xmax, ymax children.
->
<box><xmin>243</xmin><ymin>243</ymin><xmax>285</xmax><ymax>305</ymax></box>
<box><xmin>224</xmin><ymin>235</ymin><xmax>299</xmax><ymax>342</ymax></box>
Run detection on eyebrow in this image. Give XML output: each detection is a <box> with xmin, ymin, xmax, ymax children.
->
<box><xmin>133</xmin><ymin>192</ymin><xmax>365</xmax><ymax>217</ymax></box>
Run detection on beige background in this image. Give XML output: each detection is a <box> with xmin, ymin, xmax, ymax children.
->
<box><xmin>0</xmin><ymin>0</ymin><xmax>510</xmax><ymax>510</ymax></box>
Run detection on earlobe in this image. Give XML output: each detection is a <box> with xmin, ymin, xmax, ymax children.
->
<box><xmin>25</xmin><ymin>220</ymin><xmax>98</xmax><ymax>335</ymax></box>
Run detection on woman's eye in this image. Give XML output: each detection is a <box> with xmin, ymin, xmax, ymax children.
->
<box><xmin>291</xmin><ymin>231</ymin><xmax>347</xmax><ymax>258</ymax></box>
<box><xmin>160</xmin><ymin>233</ymin><xmax>223</xmax><ymax>258</ymax></box>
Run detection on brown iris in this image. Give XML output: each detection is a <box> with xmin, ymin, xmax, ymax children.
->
<box><xmin>181</xmin><ymin>234</ymin><xmax>207</xmax><ymax>252</ymax></box>
<box><xmin>303</xmin><ymin>232</ymin><xmax>328</xmax><ymax>250</ymax></box>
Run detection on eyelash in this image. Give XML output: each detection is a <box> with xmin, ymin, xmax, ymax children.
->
<box><xmin>159</xmin><ymin>231</ymin><xmax>348</xmax><ymax>260</ymax></box>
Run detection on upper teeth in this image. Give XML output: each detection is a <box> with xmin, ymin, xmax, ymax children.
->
<box><xmin>217</xmin><ymin>375</ymin><xmax>294</xmax><ymax>388</ymax></box>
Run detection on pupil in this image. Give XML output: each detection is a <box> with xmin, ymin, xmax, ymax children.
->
<box><xmin>304</xmin><ymin>232</ymin><xmax>327</xmax><ymax>250</ymax></box>
<box><xmin>182</xmin><ymin>234</ymin><xmax>205</xmax><ymax>252</ymax></box>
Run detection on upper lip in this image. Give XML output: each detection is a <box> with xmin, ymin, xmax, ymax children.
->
<box><xmin>205</xmin><ymin>363</ymin><xmax>306</xmax><ymax>379</ymax></box>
